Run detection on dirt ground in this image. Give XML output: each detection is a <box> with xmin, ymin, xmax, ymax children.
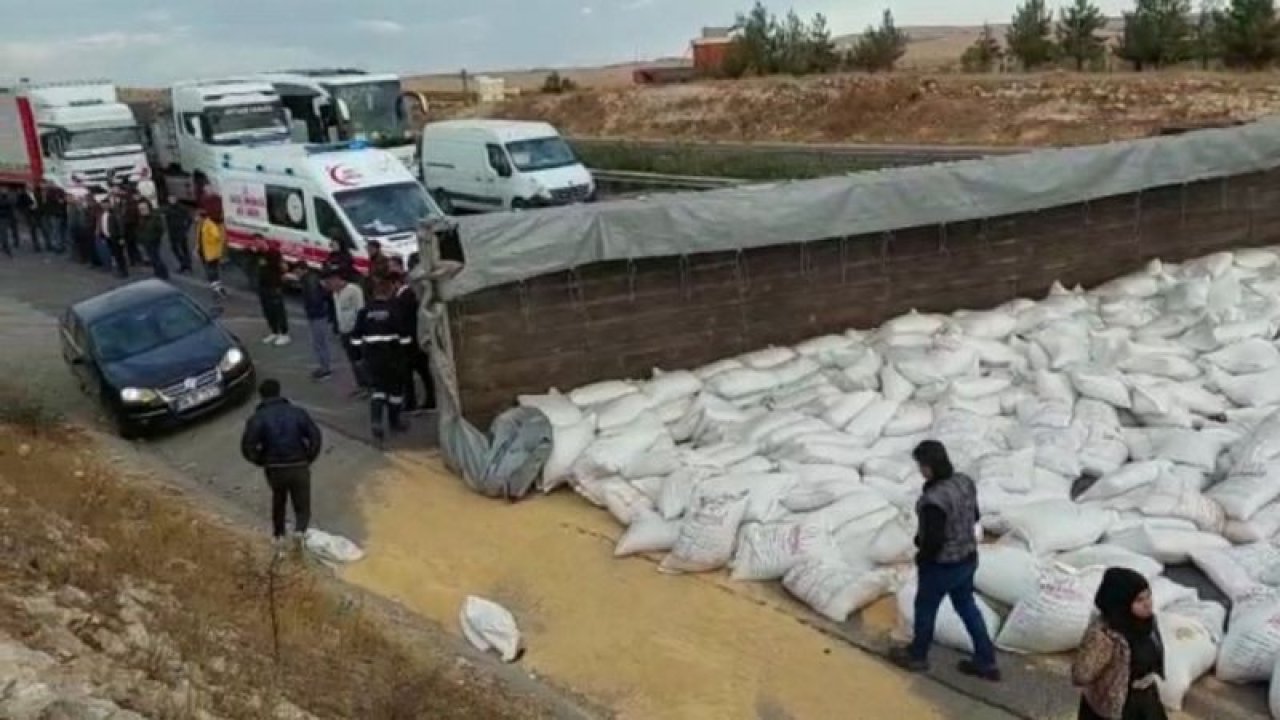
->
<box><xmin>472</xmin><ymin>71</ymin><xmax>1280</xmax><ymax>147</ymax></box>
<box><xmin>0</xmin><ymin>413</ymin><xmax>576</xmax><ymax>720</ymax></box>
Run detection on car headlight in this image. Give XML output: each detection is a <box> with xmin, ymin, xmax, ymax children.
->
<box><xmin>120</xmin><ymin>387</ymin><xmax>160</xmax><ymax>405</ymax></box>
<box><xmin>219</xmin><ymin>348</ymin><xmax>246</xmax><ymax>373</ymax></box>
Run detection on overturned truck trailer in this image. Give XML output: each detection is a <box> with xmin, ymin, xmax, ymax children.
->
<box><xmin>418</xmin><ymin>119</ymin><xmax>1280</xmax><ymax>494</ymax></box>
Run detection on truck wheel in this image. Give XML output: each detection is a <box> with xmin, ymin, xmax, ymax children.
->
<box><xmin>511</xmin><ymin>198</ymin><xmax>530</xmax><ymax>211</ymax></box>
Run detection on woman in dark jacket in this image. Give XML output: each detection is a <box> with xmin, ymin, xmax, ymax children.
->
<box><xmin>1072</xmin><ymin>568</ymin><xmax>1166</xmax><ymax>720</ymax></box>
<box><xmin>254</xmin><ymin>237</ymin><xmax>291</xmax><ymax>346</ymax></box>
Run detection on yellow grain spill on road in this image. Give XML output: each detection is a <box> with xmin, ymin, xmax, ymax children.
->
<box><xmin>341</xmin><ymin>451</ymin><xmax>991</xmax><ymax>720</ymax></box>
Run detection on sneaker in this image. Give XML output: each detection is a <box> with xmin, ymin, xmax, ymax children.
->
<box><xmin>957</xmin><ymin>660</ymin><xmax>1001</xmax><ymax>682</ymax></box>
<box><xmin>311</xmin><ymin>369</ymin><xmax>333</xmax><ymax>381</ymax></box>
<box><xmin>271</xmin><ymin>536</ymin><xmax>290</xmax><ymax>560</ymax></box>
<box><xmin>273</xmin><ymin>335</ymin><xmax>292</xmax><ymax>347</ymax></box>
<box><xmin>371</xmin><ymin>426</ymin><xmax>386</xmax><ymax>447</ymax></box>
<box><xmin>262</xmin><ymin>334</ymin><xmax>279</xmax><ymax>345</ymax></box>
<box><xmin>888</xmin><ymin>647</ymin><xmax>929</xmax><ymax>674</ymax></box>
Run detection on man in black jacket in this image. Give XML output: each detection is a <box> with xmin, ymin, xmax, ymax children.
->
<box><xmin>163</xmin><ymin>195</ymin><xmax>192</xmax><ymax>273</ymax></box>
<box><xmin>391</xmin><ymin>259</ymin><xmax>434</xmax><ymax>413</ymax></box>
<box><xmin>890</xmin><ymin>441</ymin><xmax>1000</xmax><ymax>682</ymax></box>
<box><xmin>351</xmin><ymin>276</ymin><xmax>411</xmax><ymax>444</ymax></box>
<box><xmin>18</xmin><ymin>184</ymin><xmax>44</xmax><ymax>252</ymax></box>
<box><xmin>240</xmin><ymin>379</ymin><xmax>324</xmax><ymax>550</ymax></box>
<box><xmin>298</xmin><ymin>262</ymin><xmax>333</xmax><ymax>380</ymax></box>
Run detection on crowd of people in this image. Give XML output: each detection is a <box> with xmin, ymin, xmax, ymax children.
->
<box><xmin>2</xmin><ymin>180</ymin><xmax>436</xmax><ymax>445</ymax></box>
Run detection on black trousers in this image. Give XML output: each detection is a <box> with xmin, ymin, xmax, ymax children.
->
<box><xmin>265</xmin><ymin>466</ymin><xmax>311</xmax><ymax>538</ymax></box>
<box><xmin>109</xmin><ymin>239</ymin><xmax>129</xmax><ymax>277</ymax></box>
<box><xmin>368</xmin><ymin>358</ymin><xmax>405</xmax><ymax>433</ymax></box>
<box><xmin>259</xmin><ymin>290</ymin><xmax>289</xmax><ymax>335</ymax></box>
<box><xmin>404</xmin><ymin>348</ymin><xmax>435</xmax><ymax>411</ymax></box>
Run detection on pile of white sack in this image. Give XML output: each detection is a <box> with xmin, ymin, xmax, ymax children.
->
<box><xmin>519</xmin><ymin>248</ymin><xmax>1280</xmax><ymax>715</ymax></box>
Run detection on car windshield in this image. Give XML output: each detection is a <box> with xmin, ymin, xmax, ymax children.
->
<box><xmin>505</xmin><ymin>136</ymin><xmax>578</xmax><ymax>172</ymax></box>
<box><xmin>63</xmin><ymin>127</ymin><xmax>143</xmax><ymax>157</ymax></box>
<box><xmin>89</xmin><ymin>295</ymin><xmax>210</xmax><ymax>363</ymax></box>
<box><xmin>205</xmin><ymin>103</ymin><xmax>290</xmax><ymax>145</ymax></box>
<box><xmin>334</xmin><ymin>181</ymin><xmax>438</xmax><ymax>237</ymax></box>
<box><xmin>330</xmin><ymin>80</ymin><xmax>405</xmax><ymax>141</ymax></box>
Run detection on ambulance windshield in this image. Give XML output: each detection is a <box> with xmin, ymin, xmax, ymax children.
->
<box><xmin>334</xmin><ymin>181</ymin><xmax>438</xmax><ymax>237</ymax></box>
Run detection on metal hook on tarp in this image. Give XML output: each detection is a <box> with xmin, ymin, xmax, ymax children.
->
<box><xmin>626</xmin><ymin>257</ymin><xmax>637</xmax><ymax>303</ymax></box>
<box><xmin>733</xmin><ymin>248</ymin><xmax>750</xmax><ymax>295</ymax></box>
<box><xmin>678</xmin><ymin>254</ymin><xmax>692</xmax><ymax>300</ymax></box>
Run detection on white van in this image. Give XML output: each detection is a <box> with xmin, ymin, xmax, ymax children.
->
<box><xmin>218</xmin><ymin>140</ymin><xmax>443</xmax><ymax>271</ymax></box>
<box><xmin>419</xmin><ymin>120</ymin><xmax>595</xmax><ymax>213</ymax></box>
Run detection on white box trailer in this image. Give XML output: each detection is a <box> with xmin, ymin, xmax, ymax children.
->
<box><xmin>0</xmin><ymin>81</ymin><xmax>148</xmax><ymax>195</ymax></box>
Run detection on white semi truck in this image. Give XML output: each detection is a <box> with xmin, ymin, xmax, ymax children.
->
<box><xmin>0</xmin><ymin>80</ymin><xmax>149</xmax><ymax>195</ymax></box>
<box><xmin>131</xmin><ymin>79</ymin><xmax>292</xmax><ymax>204</ymax></box>
<box><xmin>251</xmin><ymin>70</ymin><xmax>426</xmax><ymax>173</ymax></box>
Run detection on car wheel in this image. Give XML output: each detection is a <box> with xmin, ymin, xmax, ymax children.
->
<box><xmin>112</xmin><ymin>411</ymin><xmax>142</xmax><ymax>441</ymax></box>
<box><xmin>511</xmin><ymin>198</ymin><xmax>530</xmax><ymax>211</ymax></box>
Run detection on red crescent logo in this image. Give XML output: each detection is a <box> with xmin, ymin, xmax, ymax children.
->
<box><xmin>327</xmin><ymin>165</ymin><xmax>360</xmax><ymax>187</ymax></box>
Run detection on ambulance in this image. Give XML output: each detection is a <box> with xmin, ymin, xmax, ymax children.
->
<box><xmin>217</xmin><ymin>140</ymin><xmax>443</xmax><ymax>271</ymax></box>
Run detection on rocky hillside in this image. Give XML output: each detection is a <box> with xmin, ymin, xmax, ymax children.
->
<box><xmin>0</xmin><ymin>417</ymin><xmax>553</xmax><ymax>720</ymax></box>
<box><xmin>479</xmin><ymin>71</ymin><xmax>1280</xmax><ymax>146</ymax></box>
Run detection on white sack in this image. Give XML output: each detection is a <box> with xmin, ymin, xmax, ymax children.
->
<box><xmin>460</xmin><ymin>596</ymin><xmax>522</xmax><ymax>662</ymax></box>
<box><xmin>303</xmin><ymin>529</ymin><xmax>365</xmax><ymax>564</ymax></box>
<box><xmin>997</xmin><ymin>564</ymin><xmax>1103</xmax><ymax>654</ymax></box>
<box><xmin>1216</xmin><ymin>587</ymin><xmax>1280</xmax><ymax>683</ymax></box>
<box><xmin>783</xmin><ymin>557</ymin><xmax>893</xmax><ymax>622</ymax></box>
<box><xmin>781</xmin><ymin>477</ymin><xmax>864</xmax><ymax>513</ymax></box>
<box><xmin>695</xmin><ymin>358</ymin><xmax>743</xmax><ymax>380</ymax></box>
<box><xmin>884</xmin><ymin>402</ymin><xmax>934</xmax><ymax>437</ymax></box>
<box><xmin>1157</xmin><ymin>611</ymin><xmax>1221</xmax><ymax>712</ymax></box>
<box><xmin>1190</xmin><ymin>542</ymin><xmax>1280</xmax><ymax>601</ymax></box>
<box><xmin>1212</xmin><ymin>367</ymin><xmax>1280</xmax><ymax>408</ymax></box>
<box><xmin>822</xmin><ymin>391</ymin><xmax>879</xmax><ymax>430</ymax></box>
<box><xmin>977</xmin><ymin>448</ymin><xmax>1037</xmax><ymax>495</ymax></box>
<box><xmin>615</xmin><ymin>510</ymin><xmax>682</xmax><ymax>557</ymax></box>
<box><xmin>1078</xmin><ymin>461</ymin><xmax>1166</xmax><ymax>503</ymax></box>
<box><xmin>1139</xmin><ymin>485</ymin><xmax>1226</xmax><ymax>535</ymax></box>
<box><xmin>1206</xmin><ymin>338</ymin><xmax>1280</xmax><ymax>375</ymax></box>
<box><xmin>518</xmin><ymin>390</ymin><xmax>583</xmax><ymax>427</ymax></box>
<box><xmin>1004</xmin><ymin>500</ymin><xmax>1114</xmax><ymax>554</ymax></box>
<box><xmin>541</xmin><ymin>416</ymin><xmax>597</xmax><ymax>492</ymax></box>
<box><xmin>954</xmin><ymin>309</ymin><xmax>1017</xmax><ymax>339</ymax></box>
<box><xmin>976</xmin><ymin>543</ymin><xmax>1043</xmax><ymax>606</ymax></box>
<box><xmin>1106</xmin><ymin>525</ymin><xmax>1230</xmax><ymax>565</ymax></box>
<box><xmin>880</xmin><ymin>364</ymin><xmax>915</xmax><ymax>401</ymax></box>
<box><xmin>740</xmin><ymin>346</ymin><xmax>797</xmax><ymax>370</ymax></box>
<box><xmin>845</xmin><ymin>399</ymin><xmax>903</xmax><ymax>446</ymax></box>
<box><xmin>642</xmin><ymin>370</ymin><xmax>702</xmax><ymax>406</ymax></box>
<box><xmin>600</xmin><ymin>478</ymin><xmax>655</xmax><ymax>526</ymax></box>
<box><xmin>1057</xmin><ymin>544</ymin><xmax>1163</xmax><ymax>579</ymax></box>
<box><xmin>659</xmin><ymin>489</ymin><xmax>749</xmax><ymax>574</ymax></box>
<box><xmin>1071</xmin><ymin>368</ymin><xmax>1132</xmax><ymax>409</ymax></box>
<box><xmin>731</xmin><ymin>521</ymin><xmax>832</xmax><ymax>582</ymax></box>
<box><xmin>1271</xmin><ymin>654</ymin><xmax>1280</xmax><ymax>719</ymax></box>
<box><xmin>896</xmin><ymin>575</ymin><xmax>1002</xmax><ymax>654</ymax></box>
<box><xmin>569</xmin><ymin>380</ymin><xmax>636</xmax><ymax>407</ymax></box>
<box><xmin>706</xmin><ymin>368</ymin><xmax>782</xmax><ymax>399</ymax></box>
<box><xmin>571</xmin><ymin>417</ymin><xmax>665</xmax><ymax>484</ymax></box>
<box><xmin>1224</xmin><ymin>501</ymin><xmax>1280</xmax><ymax>543</ymax></box>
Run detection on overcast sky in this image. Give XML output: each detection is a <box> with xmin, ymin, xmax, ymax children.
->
<box><xmin>0</xmin><ymin>0</ymin><xmax>1137</xmax><ymax>86</ymax></box>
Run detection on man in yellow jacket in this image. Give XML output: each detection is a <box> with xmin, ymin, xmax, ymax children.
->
<box><xmin>196</xmin><ymin>206</ymin><xmax>228</xmax><ymax>298</ymax></box>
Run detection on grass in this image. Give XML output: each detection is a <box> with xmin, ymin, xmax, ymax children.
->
<box><xmin>572</xmin><ymin>140</ymin><xmax>889</xmax><ymax>181</ymax></box>
<box><xmin>0</xmin><ymin>400</ymin><xmax>553</xmax><ymax>719</ymax></box>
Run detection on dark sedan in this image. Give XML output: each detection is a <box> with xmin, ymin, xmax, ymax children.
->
<box><xmin>59</xmin><ymin>279</ymin><xmax>256</xmax><ymax>437</ymax></box>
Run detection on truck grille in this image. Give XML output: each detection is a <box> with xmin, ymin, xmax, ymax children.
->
<box><xmin>74</xmin><ymin>165</ymin><xmax>139</xmax><ymax>185</ymax></box>
<box><xmin>159</xmin><ymin>368</ymin><xmax>220</xmax><ymax>400</ymax></box>
<box><xmin>550</xmin><ymin>184</ymin><xmax>592</xmax><ymax>204</ymax></box>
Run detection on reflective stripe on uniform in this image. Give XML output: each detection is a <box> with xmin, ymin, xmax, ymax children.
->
<box><xmin>360</xmin><ymin>335</ymin><xmax>401</xmax><ymax>344</ymax></box>
<box><xmin>389</xmin><ymin>395</ymin><xmax>404</xmax><ymax>405</ymax></box>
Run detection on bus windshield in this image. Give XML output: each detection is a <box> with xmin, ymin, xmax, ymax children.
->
<box><xmin>62</xmin><ymin>127</ymin><xmax>143</xmax><ymax>157</ymax></box>
<box><xmin>335</xmin><ymin>181</ymin><xmax>439</xmax><ymax>237</ymax></box>
<box><xmin>204</xmin><ymin>103</ymin><xmax>290</xmax><ymax>145</ymax></box>
<box><xmin>329</xmin><ymin>80</ymin><xmax>406</xmax><ymax>142</ymax></box>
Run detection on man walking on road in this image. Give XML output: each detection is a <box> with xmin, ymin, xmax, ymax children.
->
<box><xmin>163</xmin><ymin>195</ymin><xmax>193</xmax><ymax>273</ymax></box>
<box><xmin>240</xmin><ymin>379</ymin><xmax>323</xmax><ymax>553</ymax></box>
<box><xmin>18</xmin><ymin>184</ymin><xmax>44</xmax><ymax>252</ymax></box>
<box><xmin>326</xmin><ymin>270</ymin><xmax>368</xmax><ymax>394</ymax></box>
<box><xmin>299</xmin><ymin>263</ymin><xmax>333</xmax><ymax>380</ymax></box>
<box><xmin>890</xmin><ymin>440</ymin><xmax>1001</xmax><ymax>682</ymax></box>
<box><xmin>138</xmin><ymin>199</ymin><xmax>169</xmax><ymax>280</ymax></box>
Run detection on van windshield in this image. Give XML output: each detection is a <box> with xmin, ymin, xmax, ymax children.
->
<box><xmin>505</xmin><ymin>136</ymin><xmax>578</xmax><ymax>172</ymax></box>
<box><xmin>334</xmin><ymin>181</ymin><xmax>438</xmax><ymax>237</ymax></box>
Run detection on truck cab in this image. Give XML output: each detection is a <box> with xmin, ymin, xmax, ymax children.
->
<box><xmin>251</xmin><ymin>70</ymin><xmax>425</xmax><ymax>174</ymax></box>
<box><xmin>141</xmin><ymin>80</ymin><xmax>291</xmax><ymax>203</ymax></box>
<box><xmin>0</xmin><ymin>81</ymin><xmax>148</xmax><ymax>196</ymax></box>
<box><xmin>217</xmin><ymin>140</ymin><xmax>445</xmax><ymax>271</ymax></box>
<box><xmin>419</xmin><ymin>120</ymin><xmax>595</xmax><ymax>213</ymax></box>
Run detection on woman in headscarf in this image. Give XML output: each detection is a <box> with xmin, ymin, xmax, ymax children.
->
<box><xmin>1072</xmin><ymin>567</ymin><xmax>1166</xmax><ymax>720</ymax></box>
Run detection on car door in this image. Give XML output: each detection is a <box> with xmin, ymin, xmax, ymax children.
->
<box><xmin>61</xmin><ymin>312</ymin><xmax>100</xmax><ymax>402</ymax></box>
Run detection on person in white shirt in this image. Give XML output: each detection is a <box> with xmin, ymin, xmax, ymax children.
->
<box><xmin>324</xmin><ymin>269</ymin><xmax>369</xmax><ymax>395</ymax></box>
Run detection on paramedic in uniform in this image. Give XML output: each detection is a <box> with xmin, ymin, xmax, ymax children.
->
<box><xmin>350</xmin><ymin>276</ymin><xmax>412</xmax><ymax>443</ymax></box>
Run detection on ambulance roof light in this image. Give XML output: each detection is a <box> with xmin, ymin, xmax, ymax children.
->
<box><xmin>304</xmin><ymin>139</ymin><xmax>368</xmax><ymax>155</ymax></box>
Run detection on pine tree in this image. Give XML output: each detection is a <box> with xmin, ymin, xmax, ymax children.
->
<box><xmin>778</xmin><ymin>10</ymin><xmax>810</xmax><ymax>74</ymax></box>
<box><xmin>1215</xmin><ymin>0</ymin><xmax>1280</xmax><ymax>68</ymax></box>
<box><xmin>1007</xmin><ymin>0</ymin><xmax>1056</xmax><ymax>69</ymax></box>
<box><xmin>961</xmin><ymin>23</ymin><xmax>1005</xmax><ymax>72</ymax></box>
<box><xmin>848</xmin><ymin>9</ymin><xmax>909</xmax><ymax>72</ymax></box>
<box><xmin>1056</xmin><ymin>0</ymin><xmax>1108</xmax><ymax>70</ymax></box>
<box><xmin>808</xmin><ymin>13</ymin><xmax>841</xmax><ymax>73</ymax></box>
<box><xmin>1116</xmin><ymin>0</ymin><xmax>1192</xmax><ymax>69</ymax></box>
<box><xmin>724</xmin><ymin>2</ymin><xmax>779</xmax><ymax>77</ymax></box>
<box><xmin>1192</xmin><ymin>0</ymin><xmax>1223</xmax><ymax>68</ymax></box>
